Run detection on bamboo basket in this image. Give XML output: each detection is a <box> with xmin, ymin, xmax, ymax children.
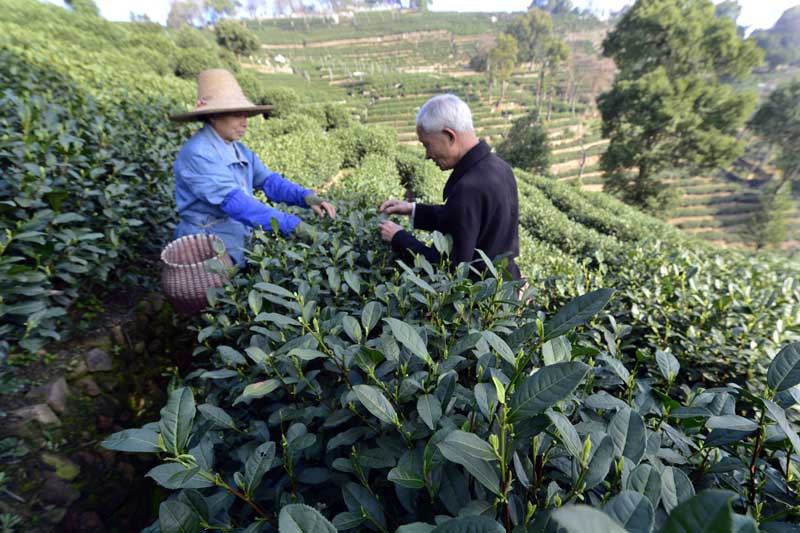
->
<box><xmin>160</xmin><ymin>234</ymin><xmax>234</xmax><ymax>314</ymax></box>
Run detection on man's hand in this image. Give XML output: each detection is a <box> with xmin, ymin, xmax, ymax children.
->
<box><xmin>378</xmin><ymin>220</ymin><xmax>403</xmax><ymax>242</ymax></box>
<box><xmin>311</xmin><ymin>202</ymin><xmax>336</xmax><ymax>219</ymax></box>
<box><xmin>379</xmin><ymin>199</ymin><xmax>413</xmax><ymax>216</ymax></box>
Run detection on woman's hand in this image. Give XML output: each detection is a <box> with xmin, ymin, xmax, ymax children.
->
<box><xmin>311</xmin><ymin>201</ymin><xmax>336</xmax><ymax>219</ymax></box>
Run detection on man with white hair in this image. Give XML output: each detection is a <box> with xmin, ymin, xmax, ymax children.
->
<box><xmin>378</xmin><ymin>94</ymin><xmax>521</xmax><ymax>280</ymax></box>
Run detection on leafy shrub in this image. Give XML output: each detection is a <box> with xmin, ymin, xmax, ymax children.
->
<box><xmin>321</xmin><ymin>103</ymin><xmax>355</xmax><ymax>130</ymax></box>
<box><xmin>332</xmin><ymin>124</ymin><xmax>397</xmax><ymax>168</ymax></box>
<box><xmin>261</xmin><ymin>113</ymin><xmax>326</xmax><ymax>138</ymax></box>
<box><xmin>0</xmin><ymin>49</ymin><xmax>183</xmax><ymax>354</ymax></box>
<box><xmin>335</xmin><ymin>154</ymin><xmax>406</xmax><ymax>200</ymax></box>
<box><xmin>497</xmin><ymin>111</ymin><xmax>551</xmax><ymax>175</ymax></box>
<box><xmin>174</xmin><ymin>47</ymin><xmax>239</xmax><ymax>80</ymax></box>
<box><xmin>395</xmin><ymin>146</ymin><xmax>447</xmax><ymax>202</ymax></box>
<box><xmin>214</xmin><ymin>19</ymin><xmax>259</xmax><ymax>58</ymax></box>
<box><xmin>251</xmin><ymin>128</ymin><xmax>343</xmax><ymax>190</ymax></box>
<box><xmin>104</xmin><ymin>205</ymin><xmax>800</xmax><ymax>530</ymax></box>
<box><xmin>254</xmin><ymin>87</ymin><xmax>302</xmax><ymax>116</ymax></box>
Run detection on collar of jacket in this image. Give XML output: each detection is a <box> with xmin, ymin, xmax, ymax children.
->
<box><xmin>201</xmin><ymin>124</ymin><xmax>248</xmax><ymax>167</ymax></box>
<box><xmin>443</xmin><ymin>140</ymin><xmax>491</xmax><ymax>201</ymax></box>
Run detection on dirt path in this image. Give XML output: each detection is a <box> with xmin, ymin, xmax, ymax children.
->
<box><xmin>261</xmin><ymin>29</ymin><xmax>452</xmax><ymax>50</ymax></box>
<box><xmin>320</xmin><ymin>169</ymin><xmax>349</xmax><ymax>194</ymax></box>
<box><xmin>669</xmin><ymin>212</ymin><xmax>753</xmax><ymax>225</ymax></box>
<box><xmin>558</xmin><ymin>171</ymin><xmax>603</xmax><ymax>182</ymax></box>
<box><xmin>552</xmin><ymin>138</ymin><xmax>608</xmax><ymax>155</ymax></box>
<box><xmin>551</xmin><ymin>155</ymin><xmax>601</xmax><ymax>175</ymax></box>
<box><xmin>676</xmin><ymin>201</ymin><xmax>759</xmax><ymax>213</ymax></box>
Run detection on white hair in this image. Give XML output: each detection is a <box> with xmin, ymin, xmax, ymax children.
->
<box><xmin>416</xmin><ymin>94</ymin><xmax>474</xmax><ymax>133</ymax></box>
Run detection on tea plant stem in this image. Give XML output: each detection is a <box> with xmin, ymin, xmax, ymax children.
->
<box><xmin>564</xmin><ymin>466</ymin><xmax>587</xmax><ymax>503</ymax></box>
<box><xmin>223</xmin><ymin>483</ymin><xmax>271</xmax><ymax>519</ymax></box>
<box><xmin>184</xmin><ymin>465</ymin><xmax>271</xmax><ymax>521</ymax></box>
<box><xmin>1</xmin><ymin>487</ymin><xmax>24</xmax><ymax>503</ymax></box>
<box><xmin>760</xmin><ymin>505</ymin><xmax>800</xmax><ymax>524</ymax></box>
<box><xmin>748</xmin><ymin>408</ymin><xmax>767</xmax><ymax>513</ymax></box>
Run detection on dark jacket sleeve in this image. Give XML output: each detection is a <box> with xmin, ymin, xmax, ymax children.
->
<box><xmin>441</xmin><ymin>196</ymin><xmax>481</xmax><ymax>266</ymax></box>
<box><xmin>413</xmin><ymin>204</ymin><xmax>446</xmax><ymax>232</ymax></box>
<box><xmin>392</xmin><ymin>191</ymin><xmax>482</xmax><ymax>268</ymax></box>
<box><xmin>391</xmin><ymin>230</ymin><xmax>442</xmax><ymax>265</ymax></box>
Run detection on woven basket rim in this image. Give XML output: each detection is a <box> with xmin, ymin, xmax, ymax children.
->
<box><xmin>160</xmin><ymin>234</ymin><xmax>228</xmax><ymax>269</ymax></box>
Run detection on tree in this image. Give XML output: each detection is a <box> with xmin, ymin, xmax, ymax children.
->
<box><xmin>66</xmin><ymin>0</ymin><xmax>99</xmax><ymax>16</ymax></box>
<box><xmin>540</xmin><ymin>39</ymin><xmax>569</xmax><ymax>117</ymax></box>
<box><xmin>215</xmin><ymin>19</ymin><xmax>259</xmax><ymax>58</ymax></box>
<box><xmin>506</xmin><ymin>9</ymin><xmax>553</xmax><ymax>66</ymax></box>
<box><xmin>714</xmin><ymin>0</ymin><xmax>740</xmax><ymax>23</ymax></box>
<box><xmin>496</xmin><ymin>110</ymin><xmax>551</xmax><ymax>175</ymax></box>
<box><xmin>504</xmin><ymin>8</ymin><xmax>569</xmax><ymax>110</ymax></box>
<box><xmin>752</xmin><ymin>7</ymin><xmax>800</xmax><ymax>68</ymax></box>
<box><xmin>529</xmin><ymin>0</ymin><xmax>573</xmax><ymax>14</ymax></box>
<box><xmin>245</xmin><ymin>0</ymin><xmax>267</xmax><ymax>19</ymax></box>
<box><xmin>167</xmin><ymin>0</ymin><xmax>202</xmax><ymax>28</ymax></box>
<box><xmin>487</xmin><ymin>34</ymin><xmax>519</xmax><ymax>107</ymax></box>
<box><xmin>750</xmin><ymin>78</ymin><xmax>800</xmax><ymax>191</ymax></box>
<box><xmin>598</xmin><ymin>0</ymin><xmax>762</xmax><ymax>208</ymax></box>
<box><xmin>715</xmin><ymin>0</ymin><xmax>743</xmax><ymax>35</ymax></box>
<box><xmin>742</xmin><ymin>184</ymin><xmax>793</xmax><ymax>250</ymax></box>
<box><xmin>205</xmin><ymin>0</ymin><xmax>240</xmax><ymax>23</ymax></box>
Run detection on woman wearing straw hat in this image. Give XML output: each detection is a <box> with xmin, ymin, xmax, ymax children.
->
<box><xmin>169</xmin><ymin>69</ymin><xmax>336</xmax><ymax>265</ymax></box>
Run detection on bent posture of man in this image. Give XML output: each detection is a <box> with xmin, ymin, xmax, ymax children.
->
<box><xmin>378</xmin><ymin>94</ymin><xmax>521</xmax><ymax>280</ymax></box>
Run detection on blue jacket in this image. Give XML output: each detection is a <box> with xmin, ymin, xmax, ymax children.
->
<box><xmin>173</xmin><ymin>124</ymin><xmax>312</xmax><ymax>264</ymax></box>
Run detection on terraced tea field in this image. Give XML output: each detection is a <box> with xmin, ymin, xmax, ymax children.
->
<box><xmin>248</xmin><ymin>14</ymin><xmax>798</xmax><ymax>251</ymax></box>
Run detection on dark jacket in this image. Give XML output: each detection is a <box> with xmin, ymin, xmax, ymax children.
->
<box><xmin>391</xmin><ymin>140</ymin><xmax>521</xmax><ymax>280</ymax></box>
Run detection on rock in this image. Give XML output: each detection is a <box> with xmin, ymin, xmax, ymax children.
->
<box><xmin>74</xmin><ymin>377</ymin><xmax>101</xmax><ymax>397</ymax></box>
<box><xmin>116</xmin><ymin>461</ymin><xmax>136</xmax><ymax>484</ymax></box>
<box><xmin>96</xmin><ymin>414</ymin><xmax>114</xmax><ymax>432</ymax></box>
<box><xmin>151</xmin><ymin>295</ymin><xmax>165</xmax><ymax>313</ymax></box>
<box><xmin>43</xmin><ymin>508</ymin><xmax>67</xmax><ymax>525</ymax></box>
<box><xmin>135</xmin><ymin>312</ymin><xmax>149</xmax><ymax>330</ymax></box>
<box><xmin>40</xmin><ymin>472</ymin><xmax>80</xmax><ymax>506</ymax></box>
<box><xmin>137</xmin><ymin>299</ymin><xmax>153</xmax><ymax>317</ymax></box>
<box><xmin>26</xmin><ymin>377</ymin><xmax>70</xmax><ymax>413</ymax></box>
<box><xmin>41</xmin><ymin>452</ymin><xmax>80</xmax><ymax>481</ymax></box>
<box><xmin>10</xmin><ymin>404</ymin><xmax>61</xmax><ymax>426</ymax></box>
<box><xmin>79</xmin><ymin>511</ymin><xmax>105</xmax><ymax>532</ymax></box>
<box><xmin>97</xmin><ymin>481</ymin><xmax>127</xmax><ymax>510</ymax></box>
<box><xmin>93</xmin><ymin>396</ymin><xmax>117</xmax><ymax>417</ymax></box>
<box><xmin>68</xmin><ymin>358</ymin><xmax>89</xmax><ymax>379</ymax></box>
<box><xmin>74</xmin><ymin>451</ymin><xmax>99</xmax><ymax>469</ymax></box>
<box><xmin>111</xmin><ymin>325</ymin><xmax>125</xmax><ymax>347</ymax></box>
<box><xmin>86</xmin><ymin>335</ymin><xmax>113</xmax><ymax>353</ymax></box>
<box><xmin>84</xmin><ymin>348</ymin><xmax>112</xmax><ymax>372</ymax></box>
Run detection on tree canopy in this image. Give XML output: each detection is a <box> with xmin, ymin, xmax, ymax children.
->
<box><xmin>506</xmin><ymin>9</ymin><xmax>553</xmax><ymax>65</ymax></box>
<box><xmin>751</xmin><ymin>6</ymin><xmax>800</xmax><ymax>68</ymax></box>
<box><xmin>598</xmin><ymin>0</ymin><xmax>762</xmax><ymax>209</ymax></box>
<box><xmin>750</xmin><ymin>78</ymin><xmax>800</xmax><ymax>189</ymax></box>
<box><xmin>215</xmin><ymin>19</ymin><xmax>259</xmax><ymax>57</ymax></box>
<box><xmin>496</xmin><ymin>110</ymin><xmax>551</xmax><ymax>175</ymax></box>
<box><xmin>528</xmin><ymin>0</ymin><xmax>573</xmax><ymax>14</ymax></box>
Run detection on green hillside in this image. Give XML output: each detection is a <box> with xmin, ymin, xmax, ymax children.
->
<box><xmin>243</xmin><ymin>9</ymin><xmax>800</xmax><ymax>251</ymax></box>
<box><xmin>1</xmin><ymin>1</ymin><xmax>800</xmax><ymax>531</ymax></box>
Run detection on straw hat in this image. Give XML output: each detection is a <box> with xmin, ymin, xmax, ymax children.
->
<box><xmin>169</xmin><ymin>69</ymin><xmax>272</xmax><ymax>123</ymax></box>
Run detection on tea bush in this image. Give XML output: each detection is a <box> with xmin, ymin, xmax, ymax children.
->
<box><xmin>104</xmin><ymin>202</ymin><xmax>800</xmax><ymax>531</ymax></box>
<box><xmin>248</xmin><ymin>126</ymin><xmax>344</xmax><ymax>191</ymax></box>
<box><xmin>335</xmin><ymin>154</ymin><xmax>406</xmax><ymax>200</ymax></box>
<box><xmin>0</xmin><ymin>49</ymin><xmax>185</xmax><ymax>354</ymax></box>
<box><xmin>332</xmin><ymin>124</ymin><xmax>398</xmax><ymax>168</ymax></box>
